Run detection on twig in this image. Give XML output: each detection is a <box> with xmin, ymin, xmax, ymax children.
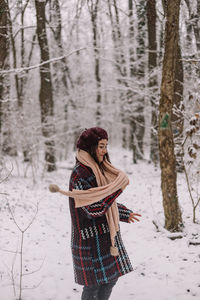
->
<box><xmin>188</xmin><ymin>241</ymin><xmax>200</xmax><ymax>246</ymax></box>
<box><xmin>23</xmin><ymin>256</ymin><xmax>46</xmax><ymax>277</ymax></box>
<box><xmin>181</xmin><ymin>59</ymin><xmax>200</xmax><ymax>63</ymax></box>
<box><xmin>19</xmin><ymin>232</ymin><xmax>24</xmax><ymax>300</ymax></box>
<box><xmin>6</xmin><ymin>199</ymin><xmax>39</xmax><ymax>300</ymax></box>
<box><xmin>23</xmin><ymin>202</ymin><xmax>39</xmax><ymax>232</ymax></box>
<box><xmin>11</xmin><ymin>243</ymin><xmax>19</xmax><ymax>298</ymax></box>
<box><xmin>0</xmin><ymin>248</ymin><xmax>20</xmax><ymax>254</ymax></box>
<box><xmin>21</xmin><ymin>279</ymin><xmax>43</xmax><ymax>290</ymax></box>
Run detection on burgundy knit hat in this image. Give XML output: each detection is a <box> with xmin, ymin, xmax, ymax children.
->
<box><xmin>77</xmin><ymin>127</ymin><xmax>108</xmax><ymax>151</ymax></box>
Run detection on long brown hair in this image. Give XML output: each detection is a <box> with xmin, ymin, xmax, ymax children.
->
<box><xmin>86</xmin><ymin>143</ymin><xmax>110</xmax><ymax>167</ymax></box>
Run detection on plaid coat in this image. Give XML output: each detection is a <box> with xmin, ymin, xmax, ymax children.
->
<box><xmin>69</xmin><ymin>160</ymin><xmax>133</xmax><ymax>286</ymax></box>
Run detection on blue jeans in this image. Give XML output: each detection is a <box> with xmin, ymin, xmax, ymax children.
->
<box><xmin>81</xmin><ymin>280</ymin><xmax>118</xmax><ymax>300</ymax></box>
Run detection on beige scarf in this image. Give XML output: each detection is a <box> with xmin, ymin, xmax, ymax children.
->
<box><xmin>49</xmin><ymin>149</ymin><xmax>129</xmax><ymax>256</ymax></box>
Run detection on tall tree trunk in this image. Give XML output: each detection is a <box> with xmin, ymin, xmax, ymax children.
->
<box><xmin>147</xmin><ymin>0</ymin><xmax>158</xmax><ymax>165</ymax></box>
<box><xmin>0</xmin><ymin>0</ymin><xmax>16</xmax><ymax>156</ymax></box>
<box><xmin>6</xmin><ymin>4</ymin><xmax>20</xmax><ymax>106</ymax></box>
<box><xmin>128</xmin><ymin>0</ymin><xmax>134</xmax><ymax>79</ymax></box>
<box><xmin>35</xmin><ymin>0</ymin><xmax>56</xmax><ymax>172</ymax></box>
<box><xmin>128</xmin><ymin>0</ymin><xmax>137</xmax><ymax>161</ymax></box>
<box><xmin>49</xmin><ymin>0</ymin><xmax>72</xmax><ymax>93</ymax></box>
<box><xmin>88</xmin><ymin>0</ymin><xmax>101</xmax><ymax>125</ymax></box>
<box><xmin>18</xmin><ymin>0</ymin><xmax>33</xmax><ymax>162</ymax></box>
<box><xmin>158</xmin><ymin>0</ymin><xmax>182</xmax><ymax>232</ymax></box>
<box><xmin>3</xmin><ymin>1</ymin><xmax>25</xmax><ymax>156</ymax></box>
<box><xmin>132</xmin><ymin>0</ymin><xmax>146</xmax><ymax>162</ymax></box>
<box><xmin>108</xmin><ymin>0</ymin><xmax>128</xmax><ymax>148</ymax></box>
<box><xmin>172</xmin><ymin>43</ymin><xmax>184</xmax><ymax>172</ymax></box>
<box><xmin>0</xmin><ymin>0</ymin><xmax>8</xmax><ymax>134</ymax></box>
<box><xmin>48</xmin><ymin>0</ymin><xmax>72</xmax><ymax>159</ymax></box>
<box><xmin>193</xmin><ymin>0</ymin><xmax>200</xmax><ymax>53</ymax></box>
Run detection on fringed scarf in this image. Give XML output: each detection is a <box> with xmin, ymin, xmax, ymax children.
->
<box><xmin>50</xmin><ymin>149</ymin><xmax>129</xmax><ymax>256</ymax></box>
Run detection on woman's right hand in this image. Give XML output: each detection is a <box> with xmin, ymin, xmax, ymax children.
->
<box><xmin>128</xmin><ymin>212</ymin><xmax>141</xmax><ymax>223</ymax></box>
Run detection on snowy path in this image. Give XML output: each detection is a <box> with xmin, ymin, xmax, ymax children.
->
<box><xmin>0</xmin><ymin>153</ymin><xmax>200</xmax><ymax>300</ymax></box>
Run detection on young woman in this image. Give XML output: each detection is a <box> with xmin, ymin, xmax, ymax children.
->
<box><xmin>50</xmin><ymin>127</ymin><xmax>141</xmax><ymax>300</ymax></box>
<box><xmin>69</xmin><ymin>127</ymin><xmax>141</xmax><ymax>300</ymax></box>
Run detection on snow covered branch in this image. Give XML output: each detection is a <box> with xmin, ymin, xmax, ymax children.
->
<box><xmin>0</xmin><ymin>47</ymin><xmax>86</xmax><ymax>75</ymax></box>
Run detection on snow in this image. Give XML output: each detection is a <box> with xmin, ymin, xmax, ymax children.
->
<box><xmin>0</xmin><ymin>149</ymin><xmax>200</xmax><ymax>300</ymax></box>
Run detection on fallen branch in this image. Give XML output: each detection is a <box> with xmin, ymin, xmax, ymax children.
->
<box><xmin>188</xmin><ymin>241</ymin><xmax>200</xmax><ymax>246</ymax></box>
<box><xmin>152</xmin><ymin>220</ymin><xmax>185</xmax><ymax>240</ymax></box>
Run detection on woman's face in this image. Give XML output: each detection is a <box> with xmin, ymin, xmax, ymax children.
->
<box><xmin>96</xmin><ymin>139</ymin><xmax>108</xmax><ymax>163</ymax></box>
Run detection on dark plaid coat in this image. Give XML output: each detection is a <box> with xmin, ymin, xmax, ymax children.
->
<box><xmin>69</xmin><ymin>160</ymin><xmax>133</xmax><ymax>286</ymax></box>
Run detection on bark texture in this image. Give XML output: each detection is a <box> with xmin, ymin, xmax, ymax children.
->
<box><xmin>108</xmin><ymin>0</ymin><xmax>128</xmax><ymax>148</ymax></box>
<box><xmin>147</xmin><ymin>0</ymin><xmax>158</xmax><ymax>164</ymax></box>
<box><xmin>0</xmin><ymin>0</ymin><xmax>8</xmax><ymax>133</ymax></box>
<box><xmin>132</xmin><ymin>0</ymin><xmax>146</xmax><ymax>162</ymax></box>
<box><xmin>172</xmin><ymin>43</ymin><xmax>184</xmax><ymax>172</ymax></box>
<box><xmin>158</xmin><ymin>0</ymin><xmax>182</xmax><ymax>231</ymax></box>
<box><xmin>88</xmin><ymin>0</ymin><xmax>101</xmax><ymax>125</ymax></box>
<box><xmin>35</xmin><ymin>0</ymin><xmax>56</xmax><ymax>172</ymax></box>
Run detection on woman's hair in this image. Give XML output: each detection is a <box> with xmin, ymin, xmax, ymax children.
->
<box><xmin>76</xmin><ymin>127</ymin><xmax>108</xmax><ymax>151</ymax></box>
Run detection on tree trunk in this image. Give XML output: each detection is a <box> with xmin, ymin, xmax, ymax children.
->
<box><xmin>35</xmin><ymin>0</ymin><xmax>56</xmax><ymax>172</ymax></box>
<box><xmin>172</xmin><ymin>42</ymin><xmax>184</xmax><ymax>172</ymax></box>
<box><xmin>0</xmin><ymin>0</ymin><xmax>8</xmax><ymax>133</ymax></box>
<box><xmin>147</xmin><ymin>0</ymin><xmax>159</xmax><ymax>165</ymax></box>
<box><xmin>6</xmin><ymin>4</ymin><xmax>20</xmax><ymax>107</ymax></box>
<box><xmin>158</xmin><ymin>0</ymin><xmax>182</xmax><ymax>231</ymax></box>
<box><xmin>88</xmin><ymin>0</ymin><xmax>101</xmax><ymax>125</ymax></box>
<box><xmin>128</xmin><ymin>0</ymin><xmax>137</xmax><ymax>161</ymax></box>
<box><xmin>193</xmin><ymin>0</ymin><xmax>200</xmax><ymax>53</ymax></box>
<box><xmin>19</xmin><ymin>0</ymin><xmax>33</xmax><ymax>162</ymax></box>
<box><xmin>108</xmin><ymin>0</ymin><xmax>128</xmax><ymax>148</ymax></box>
<box><xmin>0</xmin><ymin>0</ymin><xmax>16</xmax><ymax>156</ymax></box>
<box><xmin>48</xmin><ymin>0</ymin><xmax>73</xmax><ymax>160</ymax></box>
<box><xmin>132</xmin><ymin>0</ymin><xmax>146</xmax><ymax>162</ymax></box>
<box><xmin>128</xmin><ymin>0</ymin><xmax>134</xmax><ymax>78</ymax></box>
<box><xmin>49</xmin><ymin>0</ymin><xmax>72</xmax><ymax>93</ymax></box>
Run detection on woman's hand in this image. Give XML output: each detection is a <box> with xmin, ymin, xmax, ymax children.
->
<box><xmin>128</xmin><ymin>212</ymin><xmax>141</xmax><ymax>223</ymax></box>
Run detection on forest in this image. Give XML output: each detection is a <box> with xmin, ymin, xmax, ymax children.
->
<box><xmin>0</xmin><ymin>0</ymin><xmax>200</xmax><ymax>300</ymax></box>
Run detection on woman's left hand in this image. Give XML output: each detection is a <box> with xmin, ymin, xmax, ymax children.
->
<box><xmin>128</xmin><ymin>212</ymin><xmax>141</xmax><ymax>223</ymax></box>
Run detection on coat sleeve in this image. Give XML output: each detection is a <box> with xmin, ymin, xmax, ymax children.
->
<box><xmin>117</xmin><ymin>203</ymin><xmax>133</xmax><ymax>223</ymax></box>
<box><xmin>74</xmin><ymin>177</ymin><xmax>122</xmax><ymax>218</ymax></box>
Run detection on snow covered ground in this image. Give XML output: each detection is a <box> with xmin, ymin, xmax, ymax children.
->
<box><xmin>0</xmin><ymin>149</ymin><xmax>200</xmax><ymax>300</ymax></box>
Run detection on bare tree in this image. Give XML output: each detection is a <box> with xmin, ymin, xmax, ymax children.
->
<box><xmin>0</xmin><ymin>0</ymin><xmax>9</xmax><ymax>134</ymax></box>
<box><xmin>131</xmin><ymin>0</ymin><xmax>146</xmax><ymax>162</ymax></box>
<box><xmin>35</xmin><ymin>0</ymin><xmax>56</xmax><ymax>172</ymax></box>
<box><xmin>48</xmin><ymin>0</ymin><xmax>72</xmax><ymax>93</ymax></box>
<box><xmin>107</xmin><ymin>0</ymin><xmax>129</xmax><ymax>148</ymax></box>
<box><xmin>48</xmin><ymin>0</ymin><xmax>73</xmax><ymax>159</ymax></box>
<box><xmin>87</xmin><ymin>0</ymin><xmax>101</xmax><ymax>125</ymax></box>
<box><xmin>0</xmin><ymin>0</ymin><xmax>17</xmax><ymax>156</ymax></box>
<box><xmin>128</xmin><ymin>0</ymin><xmax>137</xmax><ymax>161</ymax></box>
<box><xmin>147</xmin><ymin>0</ymin><xmax>158</xmax><ymax>165</ymax></box>
<box><xmin>2</xmin><ymin>0</ymin><xmax>35</xmax><ymax>159</ymax></box>
<box><xmin>158</xmin><ymin>0</ymin><xmax>182</xmax><ymax>231</ymax></box>
<box><xmin>172</xmin><ymin>42</ymin><xmax>184</xmax><ymax>172</ymax></box>
<box><xmin>17</xmin><ymin>0</ymin><xmax>35</xmax><ymax>162</ymax></box>
<box><xmin>164</xmin><ymin>0</ymin><xmax>184</xmax><ymax>173</ymax></box>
